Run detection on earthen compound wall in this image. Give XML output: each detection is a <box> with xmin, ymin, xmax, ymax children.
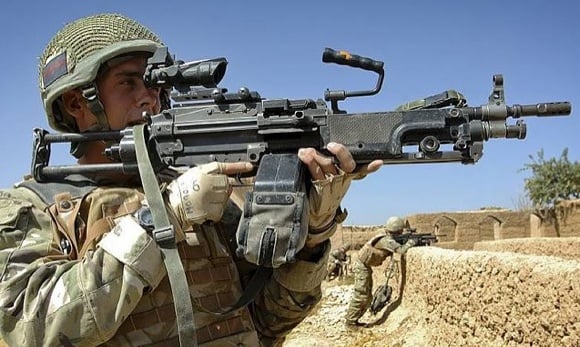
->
<box><xmin>333</xmin><ymin>199</ymin><xmax>580</xmax><ymax>346</ymax></box>
<box><xmin>395</xmin><ymin>245</ymin><xmax>579</xmax><ymax>346</ymax></box>
<box><xmin>333</xmin><ymin>199</ymin><xmax>580</xmax><ymax>250</ymax></box>
<box><xmin>473</xmin><ymin>237</ymin><xmax>580</xmax><ymax>260</ymax></box>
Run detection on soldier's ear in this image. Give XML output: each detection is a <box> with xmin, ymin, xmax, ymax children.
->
<box><xmin>61</xmin><ymin>90</ymin><xmax>96</xmax><ymax>131</ymax></box>
<box><xmin>61</xmin><ymin>89</ymin><xmax>86</xmax><ymax>117</ymax></box>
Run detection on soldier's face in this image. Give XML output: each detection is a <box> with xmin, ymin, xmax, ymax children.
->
<box><xmin>96</xmin><ymin>56</ymin><xmax>161</xmax><ymax>130</ymax></box>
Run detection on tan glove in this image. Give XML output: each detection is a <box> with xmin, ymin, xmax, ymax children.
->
<box><xmin>166</xmin><ymin>162</ymin><xmax>232</xmax><ymax>231</ymax></box>
<box><xmin>298</xmin><ymin>143</ymin><xmax>381</xmax><ymax>248</ymax></box>
<box><xmin>305</xmin><ymin>170</ymin><xmax>367</xmax><ymax>247</ymax></box>
<box><xmin>309</xmin><ymin>170</ymin><xmax>351</xmax><ymax>227</ymax></box>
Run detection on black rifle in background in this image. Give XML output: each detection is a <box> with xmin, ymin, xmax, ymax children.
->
<box><xmin>393</xmin><ymin>228</ymin><xmax>440</xmax><ymax>246</ymax></box>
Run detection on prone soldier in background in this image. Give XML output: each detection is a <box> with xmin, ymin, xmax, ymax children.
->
<box><xmin>344</xmin><ymin>216</ymin><xmax>416</xmax><ymax>327</ymax></box>
<box><xmin>0</xmin><ymin>13</ymin><xmax>381</xmax><ymax>346</ymax></box>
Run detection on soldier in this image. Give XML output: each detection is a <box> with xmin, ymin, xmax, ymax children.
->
<box><xmin>0</xmin><ymin>13</ymin><xmax>382</xmax><ymax>346</ymax></box>
<box><xmin>344</xmin><ymin>216</ymin><xmax>416</xmax><ymax>327</ymax></box>
<box><xmin>326</xmin><ymin>245</ymin><xmax>350</xmax><ymax>281</ymax></box>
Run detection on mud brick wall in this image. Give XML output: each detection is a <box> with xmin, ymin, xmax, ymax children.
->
<box><xmin>333</xmin><ymin>199</ymin><xmax>580</xmax><ymax>251</ymax></box>
<box><xmin>332</xmin><ymin>225</ymin><xmax>382</xmax><ymax>250</ymax></box>
<box><xmin>406</xmin><ymin>210</ymin><xmax>530</xmax><ymax>249</ymax></box>
<box><xmin>401</xmin><ymin>246</ymin><xmax>580</xmax><ymax>346</ymax></box>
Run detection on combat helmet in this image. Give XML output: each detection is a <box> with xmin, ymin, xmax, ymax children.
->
<box><xmin>39</xmin><ymin>13</ymin><xmax>164</xmax><ymax>132</ymax></box>
<box><xmin>385</xmin><ymin>216</ymin><xmax>405</xmax><ymax>233</ymax></box>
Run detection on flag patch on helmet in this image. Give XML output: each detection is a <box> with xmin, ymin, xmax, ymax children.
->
<box><xmin>42</xmin><ymin>51</ymin><xmax>68</xmax><ymax>88</ymax></box>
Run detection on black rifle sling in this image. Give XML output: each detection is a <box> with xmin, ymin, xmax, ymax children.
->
<box><xmin>133</xmin><ymin>125</ymin><xmax>197</xmax><ymax>347</ymax></box>
<box><xmin>198</xmin><ymin>224</ymin><xmax>273</xmax><ymax>316</ymax></box>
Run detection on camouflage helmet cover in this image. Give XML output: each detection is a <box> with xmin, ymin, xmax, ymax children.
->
<box><xmin>385</xmin><ymin>216</ymin><xmax>405</xmax><ymax>232</ymax></box>
<box><xmin>39</xmin><ymin>13</ymin><xmax>163</xmax><ymax>132</ymax></box>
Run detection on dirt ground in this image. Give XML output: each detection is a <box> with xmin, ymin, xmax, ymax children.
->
<box><xmin>282</xmin><ymin>272</ymin><xmax>426</xmax><ymax>347</ymax></box>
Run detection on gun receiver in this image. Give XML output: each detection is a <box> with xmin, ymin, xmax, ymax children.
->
<box><xmin>31</xmin><ymin>47</ymin><xmax>571</xmax><ymax>181</ymax></box>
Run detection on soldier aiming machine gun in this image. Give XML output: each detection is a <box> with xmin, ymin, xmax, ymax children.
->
<box><xmin>29</xmin><ymin>47</ymin><xmax>570</xmax><ymax>345</ymax></box>
<box><xmin>31</xmin><ymin>47</ymin><xmax>571</xmax><ymax>268</ymax></box>
<box><xmin>33</xmin><ymin>47</ymin><xmax>572</xmax><ymax>176</ymax></box>
<box><xmin>370</xmin><ymin>229</ymin><xmax>439</xmax><ymax>314</ymax></box>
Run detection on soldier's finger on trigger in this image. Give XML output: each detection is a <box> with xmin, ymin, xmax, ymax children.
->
<box><xmin>327</xmin><ymin>142</ymin><xmax>355</xmax><ymax>173</ymax></box>
<box><xmin>317</xmin><ymin>151</ymin><xmax>338</xmax><ymax>176</ymax></box>
<box><xmin>218</xmin><ymin>162</ymin><xmax>254</xmax><ymax>176</ymax></box>
<box><xmin>298</xmin><ymin>148</ymin><xmax>324</xmax><ymax>180</ymax></box>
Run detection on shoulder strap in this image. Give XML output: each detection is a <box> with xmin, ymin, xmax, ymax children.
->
<box><xmin>134</xmin><ymin>125</ymin><xmax>197</xmax><ymax>347</ymax></box>
<box><xmin>17</xmin><ymin>175</ymin><xmax>97</xmax><ymax>206</ymax></box>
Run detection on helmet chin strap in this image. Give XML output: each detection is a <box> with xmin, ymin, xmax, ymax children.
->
<box><xmin>70</xmin><ymin>83</ymin><xmax>110</xmax><ymax>159</ymax></box>
<box><xmin>72</xmin><ymin>81</ymin><xmax>168</xmax><ymax>160</ymax></box>
<box><xmin>81</xmin><ymin>82</ymin><xmax>110</xmax><ymax>131</ymax></box>
<box><xmin>69</xmin><ymin>141</ymin><xmax>86</xmax><ymax>159</ymax></box>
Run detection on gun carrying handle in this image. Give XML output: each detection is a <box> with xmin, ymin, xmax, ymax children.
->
<box><xmin>322</xmin><ymin>48</ymin><xmax>385</xmax><ymax>113</ymax></box>
<box><xmin>322</xmin><ymin>48</ymin><xmax>384</xmax><ymax>74</ymax></box>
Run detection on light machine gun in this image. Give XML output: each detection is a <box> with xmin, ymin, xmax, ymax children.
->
<box><xmin>31</xmin><ymin>46</ymin><xmax>571</xmax><ymax>268</ymax></box>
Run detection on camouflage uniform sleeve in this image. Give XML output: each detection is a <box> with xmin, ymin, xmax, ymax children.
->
<box><xmin>252</xmin><ymin>241</ymin><xmax>330</xmax><ymax>346</ymax></box>
<box><xmin>374</xmin><ymin>234</ymin><xmax>406</xmax><ymax>254</ymax></box>
<box><xmin>0</xmin><ymin>189</ymin><xmax>165</xmax><ymax>346</ymax></box>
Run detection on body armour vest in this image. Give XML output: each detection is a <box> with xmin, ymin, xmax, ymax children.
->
<box><xmin>19</xmin><ymin>180</ymin><xmax>260</xmax><ymax>346</ymax></box>
<box><xmin>104</xmin><ymin>220</ymin><xmax>259</xmax><ymax>347</ymax></box>
<box><xmin>357</xmin><ymin>233</ymin><xmax>390</xmax><ymax>267</ymax></box>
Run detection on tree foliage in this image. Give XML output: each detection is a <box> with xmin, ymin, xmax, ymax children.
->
<box><xmin>521</xmin><ymin>148</ymin><xmax>580</xmax><ymax>209</ymax></box>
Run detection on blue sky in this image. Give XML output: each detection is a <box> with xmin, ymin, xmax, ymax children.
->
<box><xmin>1</xmin><ymin>1</ymin><xmax>578</xmax><ymax>225</ymax></box>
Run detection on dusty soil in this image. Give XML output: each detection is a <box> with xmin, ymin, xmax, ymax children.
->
<box><xmin>282</xmin><ymin>248</ymin><xmax>424</xmax><ymax>347</ymax></box>
<box><xmin>282</xmin><ymin>276</ymin><xmax>425</xmax><ymax>347</ymax></box>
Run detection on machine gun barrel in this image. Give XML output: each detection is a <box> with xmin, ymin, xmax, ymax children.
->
<box><xmin>512</xmin><ymin>102</ymin><xmax>571</xmax><ymax>117</ymax></box>
<box><xmin>463</xmin><ymin>102</ymin><xmax>571</xmax><ymax>120</ymax></box>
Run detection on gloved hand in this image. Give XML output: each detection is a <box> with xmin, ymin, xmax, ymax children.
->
<box><xmin>166</xmin><ymin>162</ymin><xmax>253</xmax><ymax>231</ymax></box>
<box><xmin>298</xmin><ymin>142</ymin><xmax>382</xmax><ymax>247</ymax></box>
<box><xmin>308</xmin><ymin>170</ymin><xmax>353</xmax><ymax>228</ymax></box>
